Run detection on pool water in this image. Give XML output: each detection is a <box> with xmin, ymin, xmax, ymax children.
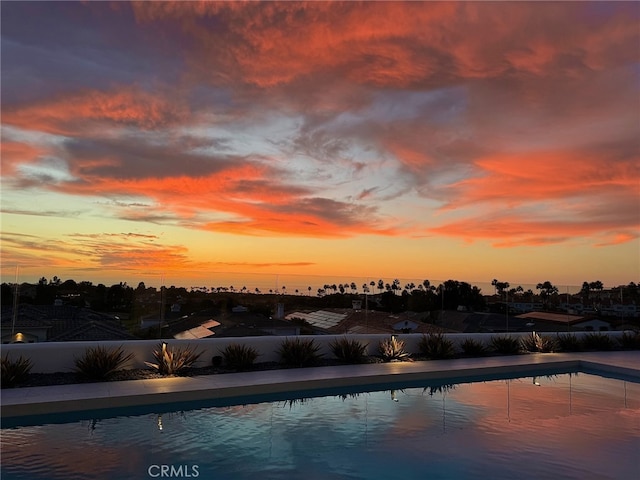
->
<box><xmin>1</xmin><ymin>373</ymin><xmax>638</xmax><ymax>480</ymax></box>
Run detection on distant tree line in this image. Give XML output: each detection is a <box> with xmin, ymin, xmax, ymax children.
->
<box><xmin>3</xmin><ymin>276</ymin><xmax>638</xmax><ymax>316</ymax></box>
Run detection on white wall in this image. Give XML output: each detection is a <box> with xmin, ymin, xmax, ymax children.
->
<box><xmin>0</xmin><ymin>332</ymin><xmax>629</xmax><ymax>374</ymax></box>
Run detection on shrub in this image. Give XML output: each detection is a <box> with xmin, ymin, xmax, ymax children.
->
<box><xmin>74</xmin><ymin>345</ymin><xmax>134</xmax><ymax>381</ymax></box>
<box><xmin>460</xmin><ymin>338</ymin><xmax>487</xmax><ymax>356</ymax></box>
<box><xmin>220</xmin><ymin>343</ymin><xmax>259</xmax><ymax>371</ymax></box>
<box><xmin>330</xmin><ymin>337</ymin><xmax>368</xmax><ymax>364</ymax></box>
<box><xmin>145</xmin><ymin>342</ymin><xmax>203</xmax><ymax>375</ymax></box>
<box><xmin>520</xmin><ymin>332</ymin><xmax>557</xmax><ymax>353</ymax></box>
<box><xmin>379</xmin><ymin>336</ymin><xmax>410</xmax><ymax>362</ymax></box>
<box><xmin>278</xmin><ymin>338</ymin><xmax>323</xmax><ymax>367</ymax></box>
<box><xmin>418</xmin><ymin>332</ymin><xmax>455</xmax><ymax>359</ymax></box>
<box><xmin>490</xmin><ymin>335</ymin><xmax>521</xmax><ymax>355</ymax></box>
<box><xmin>556</xmin><ymin>333</ymin><xmax>582</xmax><ymax>352</ymax></box>
<box><xmin>582</xmin><ymin>332</ymin><xmax>613</xmax><ymax>351</ymax></box>
<box><xmin>536</xmin><ymin>335</ymin><xmax>557</xmax><ymax>353</ymax></box>
<box><xmin>619</xmin><ymin>331</ymin><xmax>640</xmax><ymax>350</ymax></box>
<box><xmin>423</xmin><ymin>383</ymin><xmax>456</xmax><ymax>396</ymax></box>
<box><xmin>1</xmin><ymin>354</ymin><xmax>33</xmax><ymax>388</ymax></box>
<box><xmin>211</xmin><ymin>355</ymin><xmax>223</xmax><ymax>367</ymax></box>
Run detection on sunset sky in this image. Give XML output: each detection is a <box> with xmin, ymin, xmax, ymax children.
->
<box><xmin>1</xmin><ymin>1</ymin><xmax>639</xmax><ymax>290</ymax></box>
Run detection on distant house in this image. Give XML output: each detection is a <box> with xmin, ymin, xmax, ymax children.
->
<box><xmin>219</xmin><ymin>311</ymin><xmax>300</xmax><ymax>337</ymax></box>
<box><xmin>155</xmin><ymin>308</ymin><xmax>221</xmax><ymax>339</ymax></box>
<box><xmin>509</xmin><ymin>302</ymin><xmax>543</xmax><ymax>313</ymax></box>
<box><xmin>514</xmin><ymin>312</ymin><xmax>612</xmax><ymax>331</ymax></box>
<box><xmin>1</xmin><ymin>305</ymin><xmax>135</xmax><ymax>343</ymax></box>
<box><xmin>49</xmin><ymin>320</ymin><xmax>137</xmax><ymax>342</ymax></box>
<box><xmin>571</xmin><ymin>318</ymin><xmax>612</xmax><ymax>331</ymax></box>
<box><xmin>393</xmin><ymin>320</ymin><xmax>419</xmax><ymax>332</ymax></box>
<box><xmin>287</xmin><ymin>309</ymin><xmax>450</xmax><ymax>335</ymax></box>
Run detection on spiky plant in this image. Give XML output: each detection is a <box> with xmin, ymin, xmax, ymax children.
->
<box><xmin>582</xmin><ymin>332</ymin><xmax>613</xmax><ymax>351</ymax></box>
<box><xmin>220</xmin><ymin>343</ymin><xmax>259</xmax><ymax>371</ymax></box>
<box><xmin>460</xmin><ymin>338</ymin><xmax>487</xmax><ymax>357</ymax></box>
<box><xmin>74</xmin><ymin>345</ymin><xmax>134</xmax><ymax>381</ymax></box>
<box><xmin>379</xmin><ymin>336</ymin><xmax>411</xmax><ymax>362</ymax></box>
<box><xmin>423</xmin><ymin>383</ymin><xmax>456</xmax><ymax>396</ymax></box>
<box><xmin>418</xmin><ymin>332</ymin><xmax>455</xmax><ymax>359</ymax></box>
<box><xmin>278</xmin><ymin>338</ymin><xmax>323</xmax><ymax>367</ymax></box>
<box><xmin>520</xmin><ymin>332</ymin><xmax>557</xmax><ymax>353</ymax></box>
<box><xmin>619</xmin><ymin>331</ymin><xmax>640</xmax><ymax>350</ymax></box>
<box><xmin>556</xmin><ymin>333</ymin><xmax>582</xmax><ymax>352</ymax></box>
<box><xmin>145</xmin><ymin>342</ymin><xmax>203</xmax><ymax>375</ymax></box>
<box><xmin>1</xmin><ymin>354</ymin><xmax>33</xmax><ymax>388</ymax></box>
<box><xmin>536</xmin><ymin>335</ymin><xmax>557</xmax><ymax>353</ymax></box>
<box><xmin>329</xmin><ymin>337</ymin><xmax>368</xmax><ymax>364</ymax></box>
<box><xmin>490</xmin><ymin>335</ymin><xmax>521</xmax><ymax>355</ymax></box>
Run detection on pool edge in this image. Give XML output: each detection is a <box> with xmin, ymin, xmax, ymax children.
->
<box><xmin>2</xmin><ymin>351</ymin><xmax>638</xmax><ymax>421</ymax></box>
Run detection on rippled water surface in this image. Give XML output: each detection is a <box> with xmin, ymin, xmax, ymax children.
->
<box><xmin>2</xmin><ymin>373</ymin><xmax>639</xmax><ymax>480</ymax></box>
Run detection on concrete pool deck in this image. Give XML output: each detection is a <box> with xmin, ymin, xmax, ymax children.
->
<box><xmin>2</xmin><ymin>351</ymin><xmax>638</xmax><ymax>421</ymax></box>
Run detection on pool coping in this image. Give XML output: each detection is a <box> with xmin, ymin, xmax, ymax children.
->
<box><xmin>1</xmin><ymin>350</ymin><xmax>638</xmax><ymax>421</ymax></box>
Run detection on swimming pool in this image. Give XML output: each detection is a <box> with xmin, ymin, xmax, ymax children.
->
<box><xmin>1</xmin><ymin>372</ymin><xmax>638</xmax><ymax>480</ymax></box>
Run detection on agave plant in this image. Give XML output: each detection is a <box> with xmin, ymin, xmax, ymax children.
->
<box><xmin>520</xmin><ymin>332</ymin><xmax>557</xmax><ymax>353</ymax></box>
<box><xmin>220</xmin><ymin>343</ymin><xmax>259</xmax><ymax>371</ymax></box>
<box><xmin>619</xmin><ymin>330</ymin><xmax>640</xmax><ymax>350</ymax></box>
<box><xmin>423</xmin><ymin>383</ymin><xmax>456</xmax><ymax>396</ymax></box>
<box><xmin>490</xmin><ymin>335</ymin><xmax>521</xmax><ymax>355</ymax></box>
<box><xmin>145</xmin><ymin>342</ymin><xmax>203</xmax><ymax>375</ymax></box>
<box><xmin>460</xmin><ymin>338</ymin><xmax>487</xmax><ymax>357</ymax></box>
<box><xmin>379</xmin><ymin>336</ymin><xmax>410</xmax><ymax>362</ymax></box>
<box><xmin>582</xmin><ymin>332</ymin><xmax>613</xmax><ymax>351</ymax></box>
<box><xmin>329</xmin><ymin>337</ymin><xmax>368</xmax><ymax>364</ymax></box>
<box><xmin>74</xmin><ymin>345</ymin><xmax>134</xmax><ymax>381</ymax></box>
<box><xmin>278</xmin><ymin>338</ymin><xmax>323</xmax><ymax>367</ymax></box>
<box><xmin>1</xmin><ymin>353</ymin><xmax>33</xmax><ymax>388</ymax></box>
<box><xmin>556</xmin><ymin>333</ymin><xmax>582</xmax><ymax>352</ymax></box>
<box><xmin>418</xmin><ymin>332</ymin><xmax>455</xmax><ymax>359</ymax></box>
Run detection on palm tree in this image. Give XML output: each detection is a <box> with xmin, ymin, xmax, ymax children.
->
<box><xmin>536</xmin><ymin>281</ymin><xmax>558</xmax><ymax>309</ymax></box>
<box><xmin>580</xmin><ymin>281</ymin><xmax>590</xmax><ymax>296</ymax></box>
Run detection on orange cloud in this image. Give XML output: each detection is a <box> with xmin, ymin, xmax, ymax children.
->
<box><xmin>429</xmin><ymin>215</ymin><xmax>640</xmax><ymax>248</ymax></box>
<box><xmin>130</xmin><ymin>1</ymin><xmax>638</xmax><ymax>91</ymax></box>
<box><xmin>448</xmin><ymin>151</ymin><xmax>638</xmax><ymax>207</ymax></box>
<box><xmin>0</xmin><ymin>140</ymin><xmax>45</xmax><ymax>174</ymax></box>
<box><xmin>2</xmin><ymin>0</ymin><xmax>638</xmax><ymax>256</ymax></box>
<box><xmin>0</xmin><ymin>231</ymin><xmax>195</xmax><ymax>273</ymax></box>
<box><xmin>2</xmin><ymin>87</ymin><xmax>188</xmax><ymax>136</ymax></box>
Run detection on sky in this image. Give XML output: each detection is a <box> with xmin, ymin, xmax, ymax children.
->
<box><xmin>1</xmin><ymin>1</ymin><xmax>639</xmax><ymax>291</ymax></box>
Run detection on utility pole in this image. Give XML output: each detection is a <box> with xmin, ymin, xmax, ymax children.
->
<box><xmin>506</xmin><ymin>289</ymin><xmax>509</xmax><ymax>332</ymax></box>
<box><xmin>11</xmin><ymin>265</ymin><xmax>19</xmax><ymax>336</ymax></box>
<box><xmin>159</xmin><ymin>274</ymin><xmax>165</xmax><ymax>339</ymax></box>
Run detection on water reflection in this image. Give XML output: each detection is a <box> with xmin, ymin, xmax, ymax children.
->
<box><xmin>2</xmin><ymin>373</ymin><xmax>638</xmax><ymax>480</ymax></box>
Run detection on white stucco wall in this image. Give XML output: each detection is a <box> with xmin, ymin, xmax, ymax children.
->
<box><xmin>0</xmin><ymin>331</ymin><xmax>629</xmax><ymax>374</ymax></box>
